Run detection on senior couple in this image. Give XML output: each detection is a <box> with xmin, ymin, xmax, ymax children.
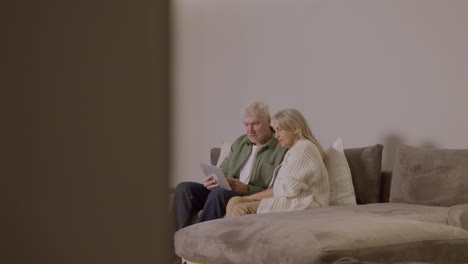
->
<box><xmin>174</xmin><ymin>101</ymin><xmax>329</xmax><ymax>230</ymax></box>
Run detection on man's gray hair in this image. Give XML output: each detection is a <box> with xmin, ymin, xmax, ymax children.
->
<box><xmin>241</xmin><ymin>101</ymin><xmax>270</xmax><ymax>119</ymax></box>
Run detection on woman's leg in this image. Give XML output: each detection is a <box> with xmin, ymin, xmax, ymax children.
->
<box><xmin>225</xmin><ymin>196</ymin><xmax>250</xmax><ymax>216</ymax></box>
<box><xmin>225</xmin><ymin>197</ymin><xmax>260</xmax><ymax>217</ymax></box>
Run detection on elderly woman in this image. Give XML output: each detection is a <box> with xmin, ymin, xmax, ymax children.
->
<box><xmin>225</xmin><ymin>108</ymin><xmax>329</xmax><ymax>216</ymax></box>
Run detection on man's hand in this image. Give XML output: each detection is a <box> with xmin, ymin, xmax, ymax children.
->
<box><xmin>203</xmin><ymin>174</ymin><xmax>219</xmax><ymax>190</ymax></box>
<box><xmin>226</xmin><ymin>178</ymin><xmax>249</xmax><ymax>195</ymax></box>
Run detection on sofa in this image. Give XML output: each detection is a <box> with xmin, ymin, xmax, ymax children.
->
<box><xmin>174</xmin><ymin>142</ymin><xmax>468</xmax><ymax>264</ymax></box>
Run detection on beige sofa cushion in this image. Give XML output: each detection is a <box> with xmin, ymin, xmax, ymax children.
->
<box><xmin>215</xmin><ymin>142</ymin><xmax>232</xmax><ymax>167</ymax></box>
<box><xmin>324</xmin><ymin>138</ymin><xmax>357</xmax><ymax>206</ymax></box>
<box><xmin>390</xmin><ymin>145</ymin><xmax>468</xmax><ymax>206</ymax></box>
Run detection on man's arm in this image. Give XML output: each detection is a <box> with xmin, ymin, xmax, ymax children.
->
<box><xmin>226</xmin><ymin>178</ymin><xmax>248</xmax><ymax>195</ymax></box>
<box><xmin>246</xmin><ymin>184</ymin><xmax>267</xmax><ymax>195</ymax></box>
<box><xmin>226</xmin><ymin>178</ymin><xmax>274</xmax><ymax>196</ymax></box>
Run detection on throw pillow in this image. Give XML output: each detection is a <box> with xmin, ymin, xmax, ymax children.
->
<box><xmin>216</xmin><ymin>142</ymin><xmax>232</xmax><ymax>167</ymax></box>
<box><xmin>324</xmin><ymin>138</ymin><xmax>357</xmax><ymax>206</ymax></box>
<box><xmin>344</xmin><ymin>143</ymin><xmax>384</xmax><ymax>204</ymax></box>
<box><xmin>390</xmin><ymin>145</ymin><xmax>468</xmax><ymax>207</ymax></box>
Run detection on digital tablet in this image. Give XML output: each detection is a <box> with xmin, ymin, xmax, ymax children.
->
<box><xmin>200</xmin><ymin>163</ymin><xmax>232</xmax><ymax>191</ymax></box>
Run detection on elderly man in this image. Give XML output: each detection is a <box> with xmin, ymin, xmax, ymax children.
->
<box><xmin>174</xmin><ymin>101</ymin><xmax>287</xmax><ymax>230</ymax></box>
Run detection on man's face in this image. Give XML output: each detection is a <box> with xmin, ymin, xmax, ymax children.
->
<box><xmin>243</xmin><ymin>114</ymin><xmax>272</xmax><ymax>146</ymax></box>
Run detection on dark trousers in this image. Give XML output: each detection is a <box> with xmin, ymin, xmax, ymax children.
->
<box><xmin>174</xmin><ymin>181</ymin><xmax>242</xmax><ymax>230</ymax></box>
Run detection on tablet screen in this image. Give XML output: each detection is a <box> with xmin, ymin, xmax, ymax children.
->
<box><xmin>200</xmin><ymin>163</ymin><xmax>232</xmax><ymax>191</ymax></box>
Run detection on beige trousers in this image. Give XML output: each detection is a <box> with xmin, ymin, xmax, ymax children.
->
<box><xmin>225</xmin><ymin>196</ymin><xmax>261</xmax><ymax>217</ymax></box>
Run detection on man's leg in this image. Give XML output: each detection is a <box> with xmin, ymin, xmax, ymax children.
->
<box><xmin>174</xmin><ymin>182</ymin><xmax>210</xmax><ymax>230</ymax></box>
<box><xmin>195</xmin><ymin>188</ymin><xmax>242</xmax><ymax>224</ymax></box>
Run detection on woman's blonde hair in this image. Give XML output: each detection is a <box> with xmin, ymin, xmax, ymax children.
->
<box><xmin>272</xmin><ymin>108</ymin><xmax>325</xmax><ymax>158</ymax></box>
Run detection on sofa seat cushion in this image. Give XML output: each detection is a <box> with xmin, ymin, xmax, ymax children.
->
<box><xmin>175</xmin><ymin>203</ymin><xmax>468</xmax><ymax>264</ymax></box>
<box><xmin>448</xmin><ymin>204</ymin><xmax>468</xmax><ymax>231</ymax></box>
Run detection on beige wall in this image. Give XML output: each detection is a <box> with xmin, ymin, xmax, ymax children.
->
<box><xmin>172</xmin><ymin>0</ymin><xmax>468</xmax><ymax>186</ymax></box>
<box><xmin>3</xmin><ymin>0</ymin><xmax>170</xmax><ymax>263</ymax></box>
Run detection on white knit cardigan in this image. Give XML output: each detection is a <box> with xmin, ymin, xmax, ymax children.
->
<box><xmin>257</xmin><ymin>139</ymin><xmax>330</xmax><ymax>213</ymax></box>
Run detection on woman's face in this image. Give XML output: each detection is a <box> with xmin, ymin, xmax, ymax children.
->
<box><xmin>273</xmin><ymin>121</ymin><xmax>299</xmax><ymax>148</ymax></box>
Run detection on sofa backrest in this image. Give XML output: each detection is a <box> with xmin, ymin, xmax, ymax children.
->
<box><xmin>380</xmin><ymin>171</ymin><xmax>392</xmax><ymax>203</ymax></box>
<box><xmin>211</xmin><ymin>144</ymin><xmax>390</xmax><ymax>204</ymax></box>
<box><xmin>343</xmin><ymin>144</ymin><xmax>384</xmax><ymax>204</ymax></box>
<box><xmin>390</xmin><ymin>145</ymin><xmax>468</xmax><ymax>207</ymax></box>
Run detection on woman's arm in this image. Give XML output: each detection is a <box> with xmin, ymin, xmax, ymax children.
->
<box><xmin>274</xmin><ymin>142</ymin><xmax>322</xmax><ymax>198</ymax></box>
<box><xmin>245</xmin><ymin>188</ymin><xmax>274</xmax><ymax>201</ymax></box>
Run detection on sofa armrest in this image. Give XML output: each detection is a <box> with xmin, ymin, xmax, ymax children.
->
<box><xmin>448</xmin><ymin>204</ymin><xmax>468</xmax><ymax>231</ymax></box>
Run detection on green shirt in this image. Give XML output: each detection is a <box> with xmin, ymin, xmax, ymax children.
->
<box><xmin>219</xmin><ymin>134</ymin><xmax>287</xmax><ymax>195</ymax></box>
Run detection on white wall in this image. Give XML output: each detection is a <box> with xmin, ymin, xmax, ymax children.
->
<box><xmin>171</xmin><ymin>0</ymin><xmax>468</xmax><ymax>186</ymax></box>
